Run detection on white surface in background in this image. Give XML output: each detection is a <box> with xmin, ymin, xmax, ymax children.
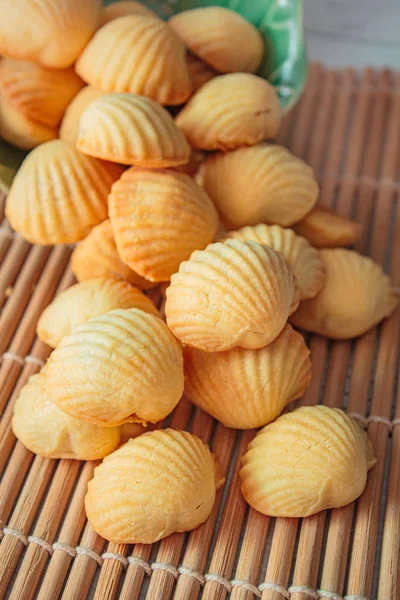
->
<box><xmin>304</xmin><ymin>0</ymin><xmax>400</xmax><ymax>68</ymax></box>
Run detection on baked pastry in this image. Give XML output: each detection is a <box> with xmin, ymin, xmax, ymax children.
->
<box><xmin>59</xmin><ymin>86</ymin><xmax>104</xmax><ymax>145</ymax></box>
<box><xmin>186</xmin><ymin>53</ymin><xmax>217</xmax><ymax>92</ymax></box>
<box><xmin>200</xmin><ymin>144</ymin><xmax>319</xmax><ymax>229</ymax></box>
<box><xmin>290</xmin><ymin>249</ymin><xmax>397</xmax><ymax>338</ymax></box>
<box><xmin>5</xmin><ymin>140</ymin><xmax>123</xmax><ymax>245</ymax></box>
<box><xmin>71</xmin><ymin>219</ymin><xmax>154</xmax><ymax>289</ymax></box>
<box><xmin>169</xmin><ymin>7</ymin><xmax>263</xmax><ymax>73</ymax></box>
<box><xmin>85</xmin><ymin>429</ymin><xmax>224</xmax><ymax>543</ymax></box>
<box><xmin>0</xmin><ymin>59</ymin><xmax>84</xmax><ymax>128</ymax></box>
<box><xmin>0</xmin><ymin>99</ymin><xmax>57</xmax><ymax>150</ymax></box>
<box><xmin>45</xmin><ymin>308</ymin><xmax>184</xmax><ymax>427</ymax></box>
<box><xmin>185</xmin><ymin>324</ymin><xmax>311</xmax><ymax>429</ymax></box>
<box><xmin>165</xmin><ymin>240</ymin><xmax>299</xmax><ymax>351</ymax></box>
<box><xmin>12</xmin><ymin>372</ymin><xmax>120</xmax><ymax>460</ymax></box>
<box><xmin>0</xmin><ymin>0</ymin><xmax>101</xmax><ymax>68</ymax></box>
<box><xmin>240</xmin><ymin>406</ymin><xmax>376</xmax><ymax>517</ymax></box>
<box><xmin>77</xmin><ymin>93</ymin><xmax>190</xmax><ymax>167</ymax></box>
<box><xmin>224</xmin><ymin>224</ymin><xmax>325</xmax><ymax>300</ymax></box>
<box><xmin>75</xmin><ymin>15</ymin><xmax>192</xmax><ymax>105</ymax></box>
<box><xmin>37</xmin><ymin>278</ymin><xmax>159</xmax><ymax>348</ymax></box>
<box><xmin>294</xmin><ymin>205</ymin><xmax>361</xmax><ymax>248</ymax></box>
<box><xmin>101</xmin><ymin>0</ymin><xmax>156</xmax><ymax>23</ymax></box>
<box><xmin>176</xmin><ymin>74</ymin><xmax>281</xmax><ymax>150</ymax></box>
<box><xmin>109</xmin><ymin>168</ymin><xmax>218</xmax><ymax>281</ymax></box>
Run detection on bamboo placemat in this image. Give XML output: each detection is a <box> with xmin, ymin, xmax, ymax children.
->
<box><xmin>0</xmin><ymin>63</ymin><xmax>399</xmax><ymax>600</ymax></box>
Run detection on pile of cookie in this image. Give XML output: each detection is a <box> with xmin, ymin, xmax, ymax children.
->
<box><xmin>1</xmin><ymin>0</ymin><xmax>396</xmax><ymax>545</ymax></box>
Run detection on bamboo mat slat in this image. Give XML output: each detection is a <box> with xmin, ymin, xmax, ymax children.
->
<box><xmin>0</xmin><ymin>65</ymin><xmax>399</xmax><ymax>600</ymax></box>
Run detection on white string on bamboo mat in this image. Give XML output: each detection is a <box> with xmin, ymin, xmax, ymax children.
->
<box><xmin>0</xmin><ymin>524</ymin><xmax>384</xmax><ymax>599</ymax></box>
<box><xmin>348</xmin><ymin>412</ymin><xmax>400</xmax><ymax>432</ymax></box>
<box><xmin>0</xmin><ymin>352</ymin><xmax>45</xmax><ymax>368</ymax></box>
<box><xmin>52</xmin><ymin>542</ymin><xmax>76</xmax><ymax>558</ymax></box>
<box><xmin>318</xmin><ymin>591</ymin><xmax>344</xmax><ymax>600</ymax></box>
<box><xmin>178</xmin><ymin>566</ymin><xmax>205</xmax><ymax>586</ymax></box>
<box><xmin>231</xmin><ymin>579</ymin><xmax>261</xmax><ymax>597</ymax></box>
<box><xmin>259</xmin><ymin>582</ymin><xmax>290</xmax><ymax>598</ymax></box>
<box><xmin>204</xmin><ymin>573</ymin><xmax>232</xmax><ymax>592</ymax></box>
<box><xmin>127</xmin><ymin>556</ymin><xmax>152</xmax><ymax>576</ymax></box>
<box><xmin>289</xmin><ymin>585</ymin><xmax>320</xmax><ymax>599</ymax></box>
<box><xmin>75</xmin><ymin>546</ymin><xmax>103</xmax><ymax>566</ymax></box>
<box><xmin>151</xmin><ymin>562</ymin><xmax>179</xmax><ymax>579</ymax></box>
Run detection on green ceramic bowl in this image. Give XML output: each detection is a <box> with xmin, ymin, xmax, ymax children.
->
<box><xmin>0</xmin><ymin>0</ymin><xmax>306</xmax><ymax>190</ymax></box>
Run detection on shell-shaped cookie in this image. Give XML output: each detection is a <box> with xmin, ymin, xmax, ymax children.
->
<box><xmin>85</xmin><ymin>429</ymin><xmax>224</xmax><ymax>543</ymax></box>
<box><xmin>185</xmin><ymin>324</ymin><xmax>311</xmax><ymax>429</ymax></box>
<box><xmin>165</xmin><ymin>240</ymin><xmax>299</xmax><ymax>352</ymax></box>
<box><xmin>0</xmin><ymin>0</ymin><xmax>101</xmax><ymax>68</ymax></box>
<box><xmin>59</xmin><ymin>86</ymin><xmax>104</xmax><ymax>145</ymax></box>
<box><xmin>240</xmin><ymin>406</ymin><xmax>376</xmax><ymax>517</ymax></box>
<box><xmin>169</xmin><ymin>7</ymin><xmax>263</xmax><ymax>73</ymax></box>
<box><xmin>0</xmin><ymin>59</ymin><xmax>84</xmax><ymax>128</ymax></box>
<box><xmin>200</xmin><ymin>144</ymin><xmax>319</xmax><ymax>229</ymax></box>
<box><xmin>176</xmin><ymin>74</ymin><xmax>281</xmax><ymax>151</ymax></box>
<box><xmin>71</xmin><ymin>219</ymin><xmax>154</xmax><ymax>289</ymax></box>
<box><xmin>101</xmin><ymin>0</ymin><xmax>156</xmax><ymax>23</ymax></box>
<box><xmin>75</xmin><ymin>15</ymin><xmax>192</xmax><ymax>105</ymax></box>
<box><xmin>77</xmin><ymin>93</ymin><xmax>190</xmax><ymax>167</ymax></box>
<box><xmin>294</xmin><ymin>205</ymin><xmax>361</xmax><ymax>248</ymax></box>
<box><xmin>45</xmin><ymin>308</ymin><xmax>184</xmax><ymax>427</ymax></box>
<box><xmin>0</xmin><ymin>99</ymin><xmax>57</xmax><ymax>150</ymax></box>
<box><xmin>291</xmin><ymin>249</ymin><xmax>397</xmax><ymax>339</ymax></box>
<box><xmin>12</xmin><ymin>372</ymin><xmax>120</xmax><ymax>460</ymax></box>
<box><xmin>37</xmin><ymin>278</ymin><xmax>159</xmax><ymax>348</ymax></box>
<box><xmin>109</xmin><ymin>168</ymin><xmax>219</xmax><ymax>281</ymax></box>
<box><xmin>186</xmin><ymin>53</ymin><xmax>217</xmax><ymax>92</ymax></box>
<box><xmin>224</xmin><ymin>224</ymin><xmax>325</xmax><ymax>300</ymax></box>
<box><xmin>5</xmin><ymin>140</ymin><xmax>123</xmax><ymax>245</ymax></box>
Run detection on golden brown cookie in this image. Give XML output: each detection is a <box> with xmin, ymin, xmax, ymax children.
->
<box><xmin>59</xmin><ymin>86</ymin><xmax>104</xmax><ymax>145</ymax></box>
<box><xmin>185</xmin><ymin>324</ymin><xmax>311</xmax><ymax>429</ymax></box>
<box><xmin>240</xmin><ymin>406</ymin><xmax>376</xmax><ymax>517</ymax></box>
<box><xmin>77</xmin><ymin>93</ymin><xmax>190</xmax><ymax>166</ymax></box>
<box><xmin>290</xmin><ymin>249</ymin><xmax>397</xmax><ymax>339</ymax></box>
<box><xmin>169</xmin><ymin>7</ymin><xmax>263</xmax><ymax>73</ymax></box>
<box><xmin>75</xmin><ymin>15</ymin><xmax>192</xmax><ymax>105</ymax></box>
<box><xmin>12</xmin><ymin>372</ymin><xmax>121</xmax><ymax>460</ymax></box>
<box><xmin>71</xmin><ymin>219</ymin><xmax>154</xmax><ymax>289</ymax></box>
<box><xmin>224</xmin><ymin>224</ymin><xmax>325</xmax><ymax>300</ymax></box>
<box><xmin>200</xmin><ymin>144</ymin><xmax>319</xmax><ymax>229</ymax></box>
<box><xmin>293</xmin><ymin>205</ymin><xmax>361</xmax><ymax>248</ymax></box>
<box><xmin>109</xmin><ymin>168</ymin><xmax>218</xmax><ymax>281</ymax></box>
<box><xmin>85</xmin><ymin>429</ymin><xmax>224</xmax><ymax>543</ymax></box>
<box><xmin>45</xmin><ymin>308</ymin><xmax>184</xmax><ymax>427</ymax></box>
<box><xmin>0</xmin><ymin>99</ymin><xmax>57</xmax><ymax>150</ymax></box>
<box><xmin>5</xmin><ymin>140</ymin><xmax>123</xmax><ymax>245</ymax></box>
<box><xmin>165</xmin><ymin>240</ymin><xmax>299</xmax><ymax>352</ymax></box>
<box><xmin>37</xmin><ymin>278</ymin><xmax>159</xmax><ymax>348</ymax></box>
<box><xmin>0</xmin><ymin>0</ymin><xmax>101</xmax><ymax>68</ymax></box>
<box><xmin>101</xmin><ymin>0</ymin><xmax>156</xmax><ymax>23</ymax></box>
<box><xmin>0</xmin><ymin>59</ymin><xmax>84</xmax><ymax>129</ymax></box>
<box><xmin>176</xmin><ymin>74</ymin><xmax>281</xmax><ymax>150</ymax></box>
